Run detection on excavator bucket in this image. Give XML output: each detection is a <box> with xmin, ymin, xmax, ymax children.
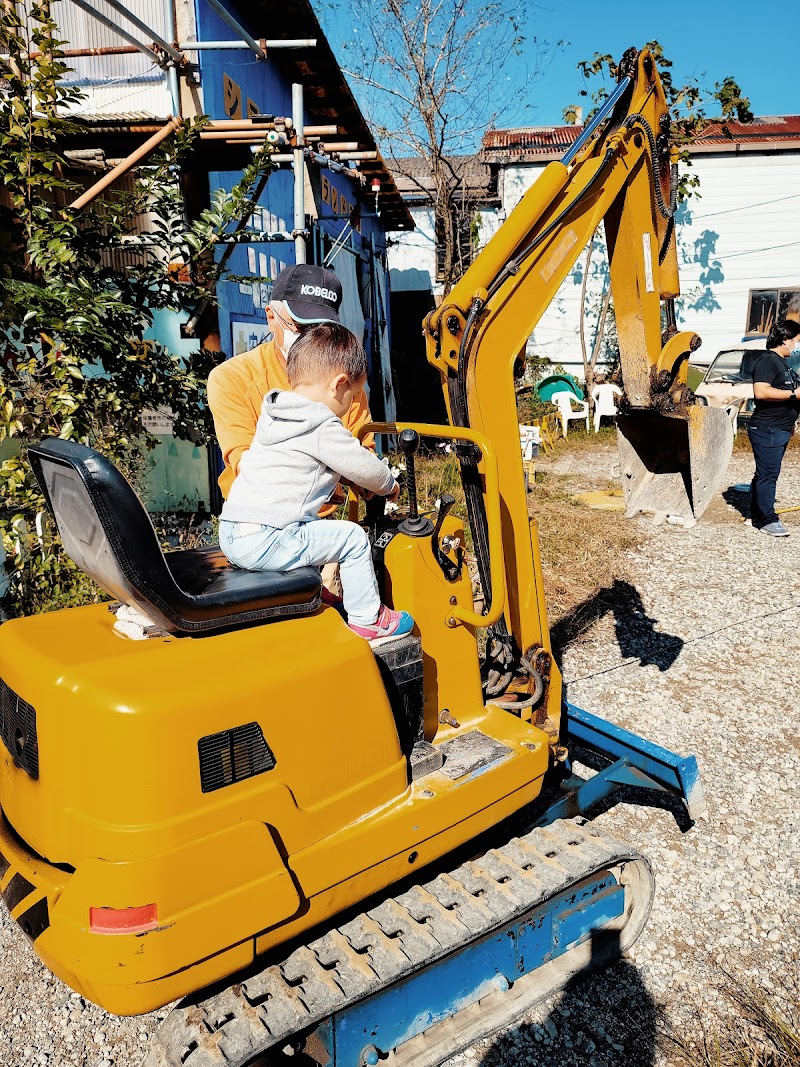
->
<box><xmin>616</xmin><ymin>404</ymin><xmax>736</xmax><ymax>527</ymax></box>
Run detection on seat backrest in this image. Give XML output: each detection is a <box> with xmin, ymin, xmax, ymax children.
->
<box><xmin>29</xmin><ymin>438</ymin><xmax>323</xmax><ymax>634</ymax></box>
<box><xmin>28</xmin><ymin>438</ymin><xmax>179</xmax><ymax>626</ymax></box>
<box><xmin>591</xmin><ymin>383</ymin><xmax>621</xmax><ymax>414</ymax></box>
<box><xmin>551</xmin><ymin>390</ymin><xmax>578</xmax><ymax>414</ymax></box>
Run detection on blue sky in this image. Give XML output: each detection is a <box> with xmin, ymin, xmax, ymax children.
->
<box><xmin>322</xmin><ymin>0</ymin><xmax>798</xmax><ymax>135</ymax></box>
<box><xmin>501</xmin><ymin>0</ymin><xmax>797</xmax><ymax>126</ymax></box>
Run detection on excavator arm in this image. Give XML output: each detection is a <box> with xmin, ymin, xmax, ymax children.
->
<box><xmin>424</xmin><ymin>46</ymin><xmax>733</xmax><ymax>693</ymax></box>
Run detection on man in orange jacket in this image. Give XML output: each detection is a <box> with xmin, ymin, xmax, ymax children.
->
<box><xmin>208</xmin><ymin>263</ymin><xmax>375</xmax><ymax>512</ymax></box>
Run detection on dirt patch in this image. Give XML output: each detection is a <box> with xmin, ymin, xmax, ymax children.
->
<box><xmin>529</xmin><ymin>472</ymin><xmax>641</xmax><ymax>625</ymax></box>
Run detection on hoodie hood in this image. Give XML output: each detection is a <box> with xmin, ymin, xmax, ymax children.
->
<box><xmin>255</xmin><ymin>388</ymin><xmax>336</xmax><ymax>445</ymax></box>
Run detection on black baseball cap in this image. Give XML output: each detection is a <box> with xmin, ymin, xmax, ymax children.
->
<box><xmin>271</xmin><ymin>264</ymin><xmax>342</xmax><ymax>324</ymax></box>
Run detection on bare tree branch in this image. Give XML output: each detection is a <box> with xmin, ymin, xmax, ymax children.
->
<box><xmin>324</xmin><ymin>0</ymin><xmax>551</xmax><ymax>292</ymax></box>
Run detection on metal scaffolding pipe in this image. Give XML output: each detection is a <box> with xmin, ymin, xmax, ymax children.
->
<box><xmin>70</xmin><ymin>118</ymin><xmax>181</xmax><ymax>210</ymax></box>
<box><xmin>303</xmin><ymin>125</ymin><xmax>340</xmax><ymax>137</ymax></box>
<box><xmin>98</xmin><ymin>0</ymin><xmax>183</xmax><ymax>63</ymax></box>
<box><xmin>203</xmin><ymin>0</ymin><xmax>266</xmax><ymax>60</ymax></box>
<box><xmin>312</xmin><ymin>142</ymin><xmax>359</xmax><ymax>152</ymax></box>
<box><xmin>178</xmin><ymin>38</ymin><xmax>316</xmax><ymax>50</ymax></box>
<box><xmin>67</xmin><ymin>0</ymin><xmax>168</xmax><ymax>67</ymax></box>
<box><xmin>268</xmin><ymin>150</ymin><xmax>363</xmax><ymax>182</ymax></box>
<box><xmin>166</xmin><ymin>62</ymin><xmax>180</xmax><ymax>116</ymax></box>
<box><xmin>0</xmin><ymin>44</ymin><xmax>142</xmax><ymax>59</ymax></box>
<box><xmin>207</xmin><ymin>121</ymin><xmax>339</xmax><ymax>138</ymax></box>
<box><xmin>292</xmin><ymin>83</ymin><xmax>306</xmax><ymax>264</ymax></box>
<box><xmin>202</xmin><ymin>130</ymin><xmax>278</xmax><ymax>139</ymax></box>
<box><xmin>332</xmin><ymin>151</ymin><xmax>378</xmax><ymax>161</ymax></box>
<box><xmin>207</xmin><ymin>121</ymin><xmax>277</xmax><ymax>131</ymax></box>
<box><xmin>307</xmin><ymin>150</ymin><xmax>366</xmax><ymax>174</ymax></box>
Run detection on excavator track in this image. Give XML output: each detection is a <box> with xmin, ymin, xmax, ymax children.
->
<box><xmin>144</xmin><ymin>819</ymin><xmax>654</xmax><ymax>1067</ymax></box>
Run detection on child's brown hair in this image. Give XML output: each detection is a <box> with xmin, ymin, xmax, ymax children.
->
<box><xmin>287</xmin><ymin>322</ymin><xmax>367</xmax><ymax>387</ymax></box>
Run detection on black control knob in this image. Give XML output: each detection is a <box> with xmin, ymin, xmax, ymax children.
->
<box><xmin>397</xmin><ymin>428</ymin><xmax>433</xmax><ymax>538</ymax></box>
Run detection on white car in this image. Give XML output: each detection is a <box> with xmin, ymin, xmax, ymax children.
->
<box><xmin>693</xmin><ymin>339</ymin><xmax>800</xmax><ymax>427</ymax></box>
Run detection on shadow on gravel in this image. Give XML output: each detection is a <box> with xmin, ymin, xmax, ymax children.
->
<box><xmin>551</xmin><ymin>580</ymin><xmax>684</xmax><ymax>673</ymax></box>
<box><xmin>723</xmin><ymin>484</ymin><xmax>750</xmax><ymax>519</ymax></box>
<box><xmin>480</xmin><ymin>932</ymin><xmax>657</xmax><ymax>1067</ymax></box>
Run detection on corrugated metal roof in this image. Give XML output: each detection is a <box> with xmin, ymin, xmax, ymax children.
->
<box><xmin>56</xmin><ymin>0</ymin><xmax>171</xmax><ymax>118</ymax></box>
<box><xmin>481</xmin><ymin>125</ymin><xmax>581</xmax><ymax>163</ymax></box>
<box><xmin>390</xmin><ymin>155</ymin><xmax>497</xmax><ymax>203</ymax></box>
<box><xmin>72</xmin><ymin>111</ymin><xmax>163</xmax><ymax>123</ymax></box>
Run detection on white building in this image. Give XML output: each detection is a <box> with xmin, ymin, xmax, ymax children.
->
<box><xmin>389</xmin><ymin>117</ymin><xmax>800</xmax><ymax>381</ymax></box>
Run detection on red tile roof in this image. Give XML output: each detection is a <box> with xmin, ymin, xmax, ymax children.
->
<box><xmin>480</xmin><ymin>116</ymin><xmax>800</xmax><ymax>163</ymax></box>
<box><xmin>481</xmin><ymin>126</ymin><xmax>581</xmax><ymax>160</ymax></box>
<box><xmin>692</xmin><ymin>115</ymin><xmax>800</xmax><ymax>145</ymax></box>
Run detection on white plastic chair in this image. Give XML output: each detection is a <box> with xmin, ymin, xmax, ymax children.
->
<box><xmin>519</xmin><ymin>425</ymin><xmax>540</xmax><ymax>491</ymax></box>
<box><xmin>590</xmin><ymin>383</ymin><xmax>623</xmax><ymax>432</ymax></box>
<box><xmin>551</xmin><ymin>390</ymin><xmax>589</xmax><ymax>437</ymax></box>
<box><xmin>519</xmin><ymin>424</ymin><xmax>540</xmax><ymax>461</ymax></box>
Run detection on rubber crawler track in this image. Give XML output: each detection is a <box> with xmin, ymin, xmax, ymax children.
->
<box><xmin>143</xmin><ymin>819</ymin><xmax>653</xmax><ymax>1067</ymax></box>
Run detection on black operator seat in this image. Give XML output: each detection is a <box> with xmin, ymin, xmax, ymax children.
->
<box><xmin>28</xmin><ymin>438</ymin><xmax>321</xmax><ymax>634</ymax></box>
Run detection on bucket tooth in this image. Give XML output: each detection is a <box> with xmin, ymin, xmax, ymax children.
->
<box><xmin>616</xmin><ymin>405</ymin><xmax>734</xmax><ymax>525</ymax></box>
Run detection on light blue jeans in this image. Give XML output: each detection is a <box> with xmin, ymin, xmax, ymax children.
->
<box><xmin>219</xmin><ymin>519</ymin><xmax>380</xmax><ymax>626</ymax></box>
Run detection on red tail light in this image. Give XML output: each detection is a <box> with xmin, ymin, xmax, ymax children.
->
<box><xmin>89</xmin><ymin>903</ymin><xmax>158</xmax><ymax>934</ymax></box>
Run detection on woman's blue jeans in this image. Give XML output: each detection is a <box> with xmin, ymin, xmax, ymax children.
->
<box><xmin>747</xmin><ymin>423</ymin><xmax>792</xmax><ymax>528</ymax></box>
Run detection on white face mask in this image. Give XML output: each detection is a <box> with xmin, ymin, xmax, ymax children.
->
<box><xmin>281</xmin><ymin>328</ymin><xmax>300</xmax><ymax>355</ymax></box>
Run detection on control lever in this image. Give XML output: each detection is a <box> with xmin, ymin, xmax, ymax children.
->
<box><xmin>397</xmin><ymin>429</ymin><xmax>434</xmax><ymax>537</ymax></box>
<box><xmin>431</xmin><ymin>494</ymin><xmax>463</xmax><ymax>581</ymax></box>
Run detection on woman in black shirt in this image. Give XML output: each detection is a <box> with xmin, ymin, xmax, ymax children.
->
<box><xmin>748</xmin><ymin>319</ymin><xmax>800</xmax><ymax>535</ymax></box>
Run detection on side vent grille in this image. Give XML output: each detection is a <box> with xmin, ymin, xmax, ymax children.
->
<box><xmin>0</xmin><ymin>678</ymin><xmax>39</xmax><ymax>780</ymax></box>
<box><xmin>198</xmin><ymin>723</ymin><xmax>275</xmax><ymax>793</ymax></box>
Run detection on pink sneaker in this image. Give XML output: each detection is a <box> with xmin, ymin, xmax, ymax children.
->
<box><xmin>349</xmin><ymin>604</ymin><xmax>415</xmax><ymax>641</ymax></box>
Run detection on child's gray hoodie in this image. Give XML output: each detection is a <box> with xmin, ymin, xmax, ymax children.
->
<box><xmin>221</xmin><ymin>389</ymin><xmax>395</xmax><ymax>528</ymax></box>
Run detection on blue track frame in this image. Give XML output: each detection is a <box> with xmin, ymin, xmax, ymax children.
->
<box><xmin>312</xmin><ymin>872</ymin><xmax>625</xmax><ymax>1066</ymax></box>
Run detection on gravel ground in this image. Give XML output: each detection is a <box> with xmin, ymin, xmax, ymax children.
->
<box><xmin>2</xmin><ymin>441</ymin><xmax>798</xmax><ymax>1066</ymax></box>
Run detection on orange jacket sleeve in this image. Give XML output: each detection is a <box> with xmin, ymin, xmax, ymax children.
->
<box><xmin>207</xmin><ymin>361</ymin><xmax>260</xmax><ymax>499</ymax></box>
<box><xmin>343</xmin><ymin>385</ymin><xmax>375</xmax><ymax>450</ymax></box>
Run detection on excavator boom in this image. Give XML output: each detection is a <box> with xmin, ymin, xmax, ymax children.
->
<box><xmin>424</xmin><ymin>49</ymin><xmax>733</xmax><ymax>676</ymax></box>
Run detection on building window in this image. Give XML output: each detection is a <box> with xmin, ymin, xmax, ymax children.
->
<box><xmin>746</xmin><ymin>288</ymin><xmax>800</xmax><ymax>335</ymax></box>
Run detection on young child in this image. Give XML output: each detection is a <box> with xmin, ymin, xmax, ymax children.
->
<box><xmin>219</xmin><ymin>322</ymin><xmax>414</xmax><ymax>641</ymax></box>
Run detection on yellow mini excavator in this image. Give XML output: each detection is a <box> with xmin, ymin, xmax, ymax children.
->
<box><xmin>0</xmin><ymin>48</ymin><xmax>717</xmax><ymax>1067</ymax></box>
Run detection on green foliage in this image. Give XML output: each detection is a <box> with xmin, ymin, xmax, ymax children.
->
<box><xmin>566</xmin><ymin>41</ymin><xmax>753</xmax><ymax>202</ymax></box>
<box><xmin>0</xmin><ymin>4</ymin><xmax>276</xmax><ymax>617</ymax></box>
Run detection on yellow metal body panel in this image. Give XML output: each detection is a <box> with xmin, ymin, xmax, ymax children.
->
<box><xmin>382</xmin><ymin>515</ymin><xmax>483</xmax><ymax>739</ymax></box>
<box><xmin>0</xmin><ymin>578</ymin><xmax>550</xmax><ymax>1014</ymax></box>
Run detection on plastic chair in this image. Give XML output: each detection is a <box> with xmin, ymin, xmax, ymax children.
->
<box><xmin>590</xmin><ymin>383</ymin><xmax>623</xmax><ymax>432</ymax></box>
<box><xmin>551</xmin><ymin>390</ymin><xmax>589</xmax><ymax>437</ymax></box>
<box><xmin>519</xmin><ymin>424</ymin><xmax>540</xmax><ymax>460</ymax></box>
<box><xmin>519</xmin><ymin>425</ymin><xmax>539</xmax><ymax>490</ymax></box>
